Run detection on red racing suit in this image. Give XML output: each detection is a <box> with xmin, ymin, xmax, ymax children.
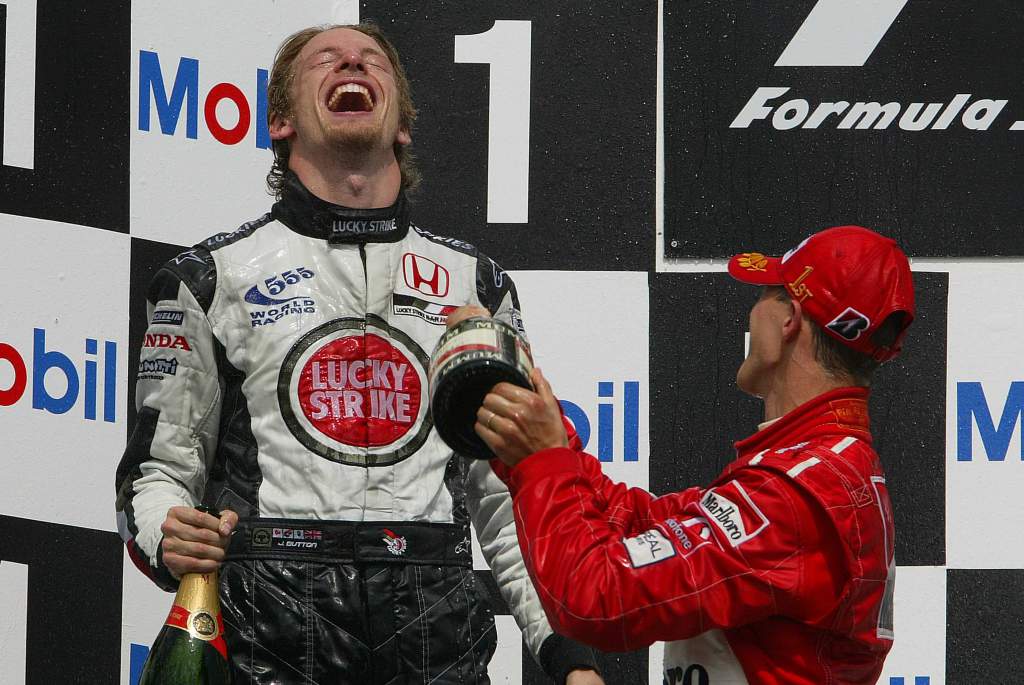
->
<box><xmin>503</xmin><ymin>387</ymin><xmax>895</xmax><ymax>684</ymax></box>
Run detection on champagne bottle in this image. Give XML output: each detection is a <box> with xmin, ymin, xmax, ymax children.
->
<box><xmin>139</xmin><ymin>507</ymin><xmax>231</xmax><ymax>685</ymax></box>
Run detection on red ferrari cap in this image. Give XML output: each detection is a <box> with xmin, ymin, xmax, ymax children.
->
<box><xmin>727</xmin><ymin>225</ymin><xmax>915</xmax><ymax>362</ymax></box>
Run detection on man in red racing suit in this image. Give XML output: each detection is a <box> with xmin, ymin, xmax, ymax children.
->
<box><xmin>464</xmin><ymin>225</ymin><xmax>915</xmax><ymax>684</ymax></box>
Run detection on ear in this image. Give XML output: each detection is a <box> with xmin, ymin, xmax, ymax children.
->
<box><xmin>781</xmin><ymin>296</ymin><xmax>803</xmax><ymax>342</ymax></box>
<box><xmin>396</xmin><ymin>127</ymin><xmax>412</xmax><ymax>146</ymax></box>
<box><xmin>269</xmin><ymin>113</ymin><xmax>294</xmax><ymax>141</ymax></box>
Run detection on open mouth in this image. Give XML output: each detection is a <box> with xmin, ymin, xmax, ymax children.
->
<box><xmin>327</xmin><ymin>83</ymin><xmax>375</xmax><ymax>113</ymax></box>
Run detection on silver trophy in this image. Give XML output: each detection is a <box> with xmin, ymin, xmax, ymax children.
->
<box><xmin>428</xmin><ymin>317</ymin><xmax>534</xmax><ymax>459</ymax></box>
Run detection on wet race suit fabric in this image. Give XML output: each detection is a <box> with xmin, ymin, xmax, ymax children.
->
<box><xmin>115</xmin><ymin>174</ymin><xmax>596</xmax><ymax>684</ymax></box>
<box><xmin>502</xmin><ymin>387</ymin><xmax>895</xmax><ymax>685</ymax></box>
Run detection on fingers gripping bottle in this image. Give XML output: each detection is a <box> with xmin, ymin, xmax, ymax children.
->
<box><xmin>139</xmin><ymin>507</ymin><xmax>231</xmax><ymax>684</ymax></box>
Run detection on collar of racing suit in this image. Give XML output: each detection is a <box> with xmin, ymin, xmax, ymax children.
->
<box><xmin>271</xmin><ymin>172</ymin><xmax>410</xmax><ymax>244</ymax></box>
<box><xmin>733</xmin><ymin>386</ymin><xmax>872</xmax><ymax>457</ymax></box>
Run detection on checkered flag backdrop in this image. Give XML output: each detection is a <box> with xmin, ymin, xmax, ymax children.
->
<box><xmin>1</xmin><ymin>1</ymin><xmax>1022</xmax><ymax>683</ymax></box>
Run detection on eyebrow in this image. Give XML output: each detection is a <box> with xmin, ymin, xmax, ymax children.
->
<box><xmin>309</xmin><ymin>46</ymin><xmax>387</xmax><ymax>61</ymax></box>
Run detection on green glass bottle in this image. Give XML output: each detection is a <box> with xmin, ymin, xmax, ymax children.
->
<box><xmin>139</xmin><ymin>509</ymin><xmax>231</xmax><ymax>684</ymax></box>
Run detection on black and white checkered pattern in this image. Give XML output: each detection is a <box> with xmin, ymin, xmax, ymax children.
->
<box><xmin>1</xmin><ymin>2</ymin><xmax>1021</xmax><ymax>683</ymax></box>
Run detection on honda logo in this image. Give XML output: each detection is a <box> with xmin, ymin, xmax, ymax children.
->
<box><xmin>402</xmin><ymin>253</ymin><xmax>450</xmax><ymax>297</ymax></box>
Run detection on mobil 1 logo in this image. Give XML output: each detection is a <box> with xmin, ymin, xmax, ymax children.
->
<box><xmin>0</xmin><ymin>1</ymin><xmax>129</xmax><ymax>231</ymax></box>
<box><xmin>361</xmin><ymin>1</ymin><xmax>656</xmax><ymax>271</ymax></box>
<box><xmin>664</xmin><ymin>1</ymin><xmax>1024</xmax><ymax>258</ymax></box>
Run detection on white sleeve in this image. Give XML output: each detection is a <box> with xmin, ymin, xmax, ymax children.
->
<box><xmin>114</xmin><ymin>251</ymin><xmax>223</xmax><ymax>590</ymax></box>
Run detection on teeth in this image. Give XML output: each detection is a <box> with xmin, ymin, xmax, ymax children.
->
<box><xmin>328</xmin><ymin>83</ymin><xmax>373</xmax><ymax>111</ymax></box>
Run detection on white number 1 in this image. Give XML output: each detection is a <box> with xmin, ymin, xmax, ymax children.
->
<box><xmin>0</xmin><ymin>560</ymin><xmax>29</xmax><ymax>685</ymax></box>
<box><xmin>455</xmin><ymin>20</ymin><xmax>532</xmax><ymax>224</ymax></box>
<box><xmin>1</xmin><ymin>0</ymin><xmax>38</xmax><ymax>170</ymax></box>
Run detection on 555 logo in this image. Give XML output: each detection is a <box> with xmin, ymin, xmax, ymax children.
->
<box><xmin>245</xmin><ymin>266</ymin><xmax>317</xmax><ymax>328</ymax></box>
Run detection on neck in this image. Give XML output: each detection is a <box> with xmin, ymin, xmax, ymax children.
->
<box><xmin>760</xmin><ymin>349</ymin><xmax>855</xmax><ymax>423</ymax></box>
<box><xmin>762</xmin><ymin>376</ymin><xmax>849</xmax><ymax>423</ymax></box>
<box><xmin>288</xmin><ymin>146</ymin><xmax>402</xmax><ymax>208</ymax></box>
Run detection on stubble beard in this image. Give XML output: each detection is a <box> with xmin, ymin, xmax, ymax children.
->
<box><xmin>324</xmin><ymin>120</ymin><xmax>383</xmax><ymax>157</ymax></box>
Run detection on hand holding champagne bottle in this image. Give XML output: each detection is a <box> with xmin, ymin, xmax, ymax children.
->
<box><xmin>140</xmin><ymin>506</ymin><xmax>232</xmax><ymax>684</ymax></box>
<box><xmin>159</xmin><ymin>505</ymin><xmax>237</xmax><ymax>577</ymax></box>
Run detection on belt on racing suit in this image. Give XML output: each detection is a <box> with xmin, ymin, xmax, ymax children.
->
<box><xmin>226</xmin><ymin>518</ymin><xmax>473</xmax><ymax>567</ymax></box>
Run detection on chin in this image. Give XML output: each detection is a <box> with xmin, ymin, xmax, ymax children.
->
<box><xmin>735</xmin><ymin>361</ymin><xmax>760</xmax><ymax>398</ymax></box>
<box><xmin>327</xmin><ymin>124</ymin><xmax>384</xmax><ymax>153</ymax></box>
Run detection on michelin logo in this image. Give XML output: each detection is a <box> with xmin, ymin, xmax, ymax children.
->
<box><xmin>151</xmin><ymin>310</ymin><xmax>184</xmax><ymax>326</ymax></box>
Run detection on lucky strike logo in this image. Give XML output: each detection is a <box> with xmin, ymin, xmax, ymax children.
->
<box><xmin>279</xmin><ymin>316</ymin><xmax>433</xmax><ymax>467</ymax></box>
<box><xmin>296</xmin><ymin>334</ymin><xmax>420</xmax><ymax>447</ymax></box>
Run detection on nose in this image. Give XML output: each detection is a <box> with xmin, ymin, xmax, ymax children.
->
<box><xmin>334</xmin><ymin>50</ymin><xmax>366</xmax><ymax>73</ymax></box>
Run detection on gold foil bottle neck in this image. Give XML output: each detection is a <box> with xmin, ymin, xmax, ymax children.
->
<box><xmin>172</xmin><ymin>572</ymin><xmax>222</xmax><ymax>641</ymax></box>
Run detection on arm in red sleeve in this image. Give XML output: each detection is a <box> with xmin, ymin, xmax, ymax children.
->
<box><xmin>505</xmin><ymin>448</ymin><xmax>846</xmax><ymax>652</ymax></box>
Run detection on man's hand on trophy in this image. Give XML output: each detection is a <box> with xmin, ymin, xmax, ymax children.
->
<box><xmin>445</xmin><ymin>304</ymin><xmax>490</xmax><ymax>329</ymax></box>
<box><xmin>160</xmin><ymin>506</ymin><xmax>238</xmax><ymax>579</ymax></box>
<box><xmin>475</xmin><ymin>367</ymin><xmax>568</xmax><ymax>467</ymax></box>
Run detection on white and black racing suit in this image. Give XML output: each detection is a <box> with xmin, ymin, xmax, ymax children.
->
<box><xmin>115</xmin><ymin>173</ymin><xmax>597</xmax><ymax>684</ymax></box>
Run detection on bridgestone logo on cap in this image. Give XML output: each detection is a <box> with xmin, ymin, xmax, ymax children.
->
<box><xmin>827</xmin><ymin>307</ymin><xmax>871</xmax><ymax>341</ymax></box>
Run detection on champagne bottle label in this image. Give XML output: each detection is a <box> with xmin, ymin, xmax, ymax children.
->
<box><xmin>162</xmin><ymin>572</ymin><xmax>228</xmax><ymax>659</ymax></box>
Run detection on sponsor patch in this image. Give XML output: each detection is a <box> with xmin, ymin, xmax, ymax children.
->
<box><xmin>623</xmin><ymin>528</ymin><xmax>676</xmax><ymax>568</ymax></box>
<box><xmin>392</xmin><ymin>293</ymin><xmax>457</xmax><ymax>325</ymax></box>
<box><xmin>278</xmin><ymin>316</ymin><xmax>432</xmax><ymax>468</ymax></box>
<box><xmin>250</xmin><ymin>527</ymin><xmax>324</xmax><ymax>551</ymax></box>
<box><xmin>151</xmin><ymin>310</ymin><xmax>184</xmax><ymax>326</ymax></box>
<box><xmin>508</xmin><ymin>308</ymin><xmax>527</xmax><ymax>335</ymax></box>
<box><xmin>699</xmin><ymin>481</ymin><xmax>770</xmax><ymax>547</ymax></box>
<box><xmin>827</xmin><ymin>307</ymin><xmax>871</xmax><ymax>341</ymax></box>
<box><xmin>244</xmin><ymin>267</ymin><xmax>318</xmax><ymax>327</ymax></box>
<box><xmin>736</xmin><ymin>252</ymin><xmax>768</xmax><ymax>272</ymax></box>
<box><xmin>251</xmin><ymin>528</ymin><xmax>272</xmax><ymax>548</ymax></box>
<box><xmin>403</xmin><ymin>253</ymin><xmax>450</xmax><ymax>297</ymax></box>
<box><xmin>137</xmin><ymin>358</ymin><xmax>178</xmax><ymax>380</ymax></box>
<box><xmin>248</xmin><ymin>297</ymin><xmax>317</xmax><ymax>328</ymax></box>
<box><xmin>331</xmin><ymin>217</ymin><xmax>398</xmax><ymax>239</ymax></box>
<box><xmin>143</xmin><ymin>333</ymin><xmax>191</xmax><ymax>351</ymax></box>
<box><xmin>382</xmin><ymin>528</ymin><xmax>407</xmax><ymax>556</ymax></box>
<box><xmin>664</xmin><ymin>517</ymin><xmax>715</xmax><ymax>557</ymax></box>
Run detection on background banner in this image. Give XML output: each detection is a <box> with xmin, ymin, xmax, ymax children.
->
<box><xmin>1</xmin><ymin>1</ymin><xmax>1020</xmax><ymax>683</ymax></box>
